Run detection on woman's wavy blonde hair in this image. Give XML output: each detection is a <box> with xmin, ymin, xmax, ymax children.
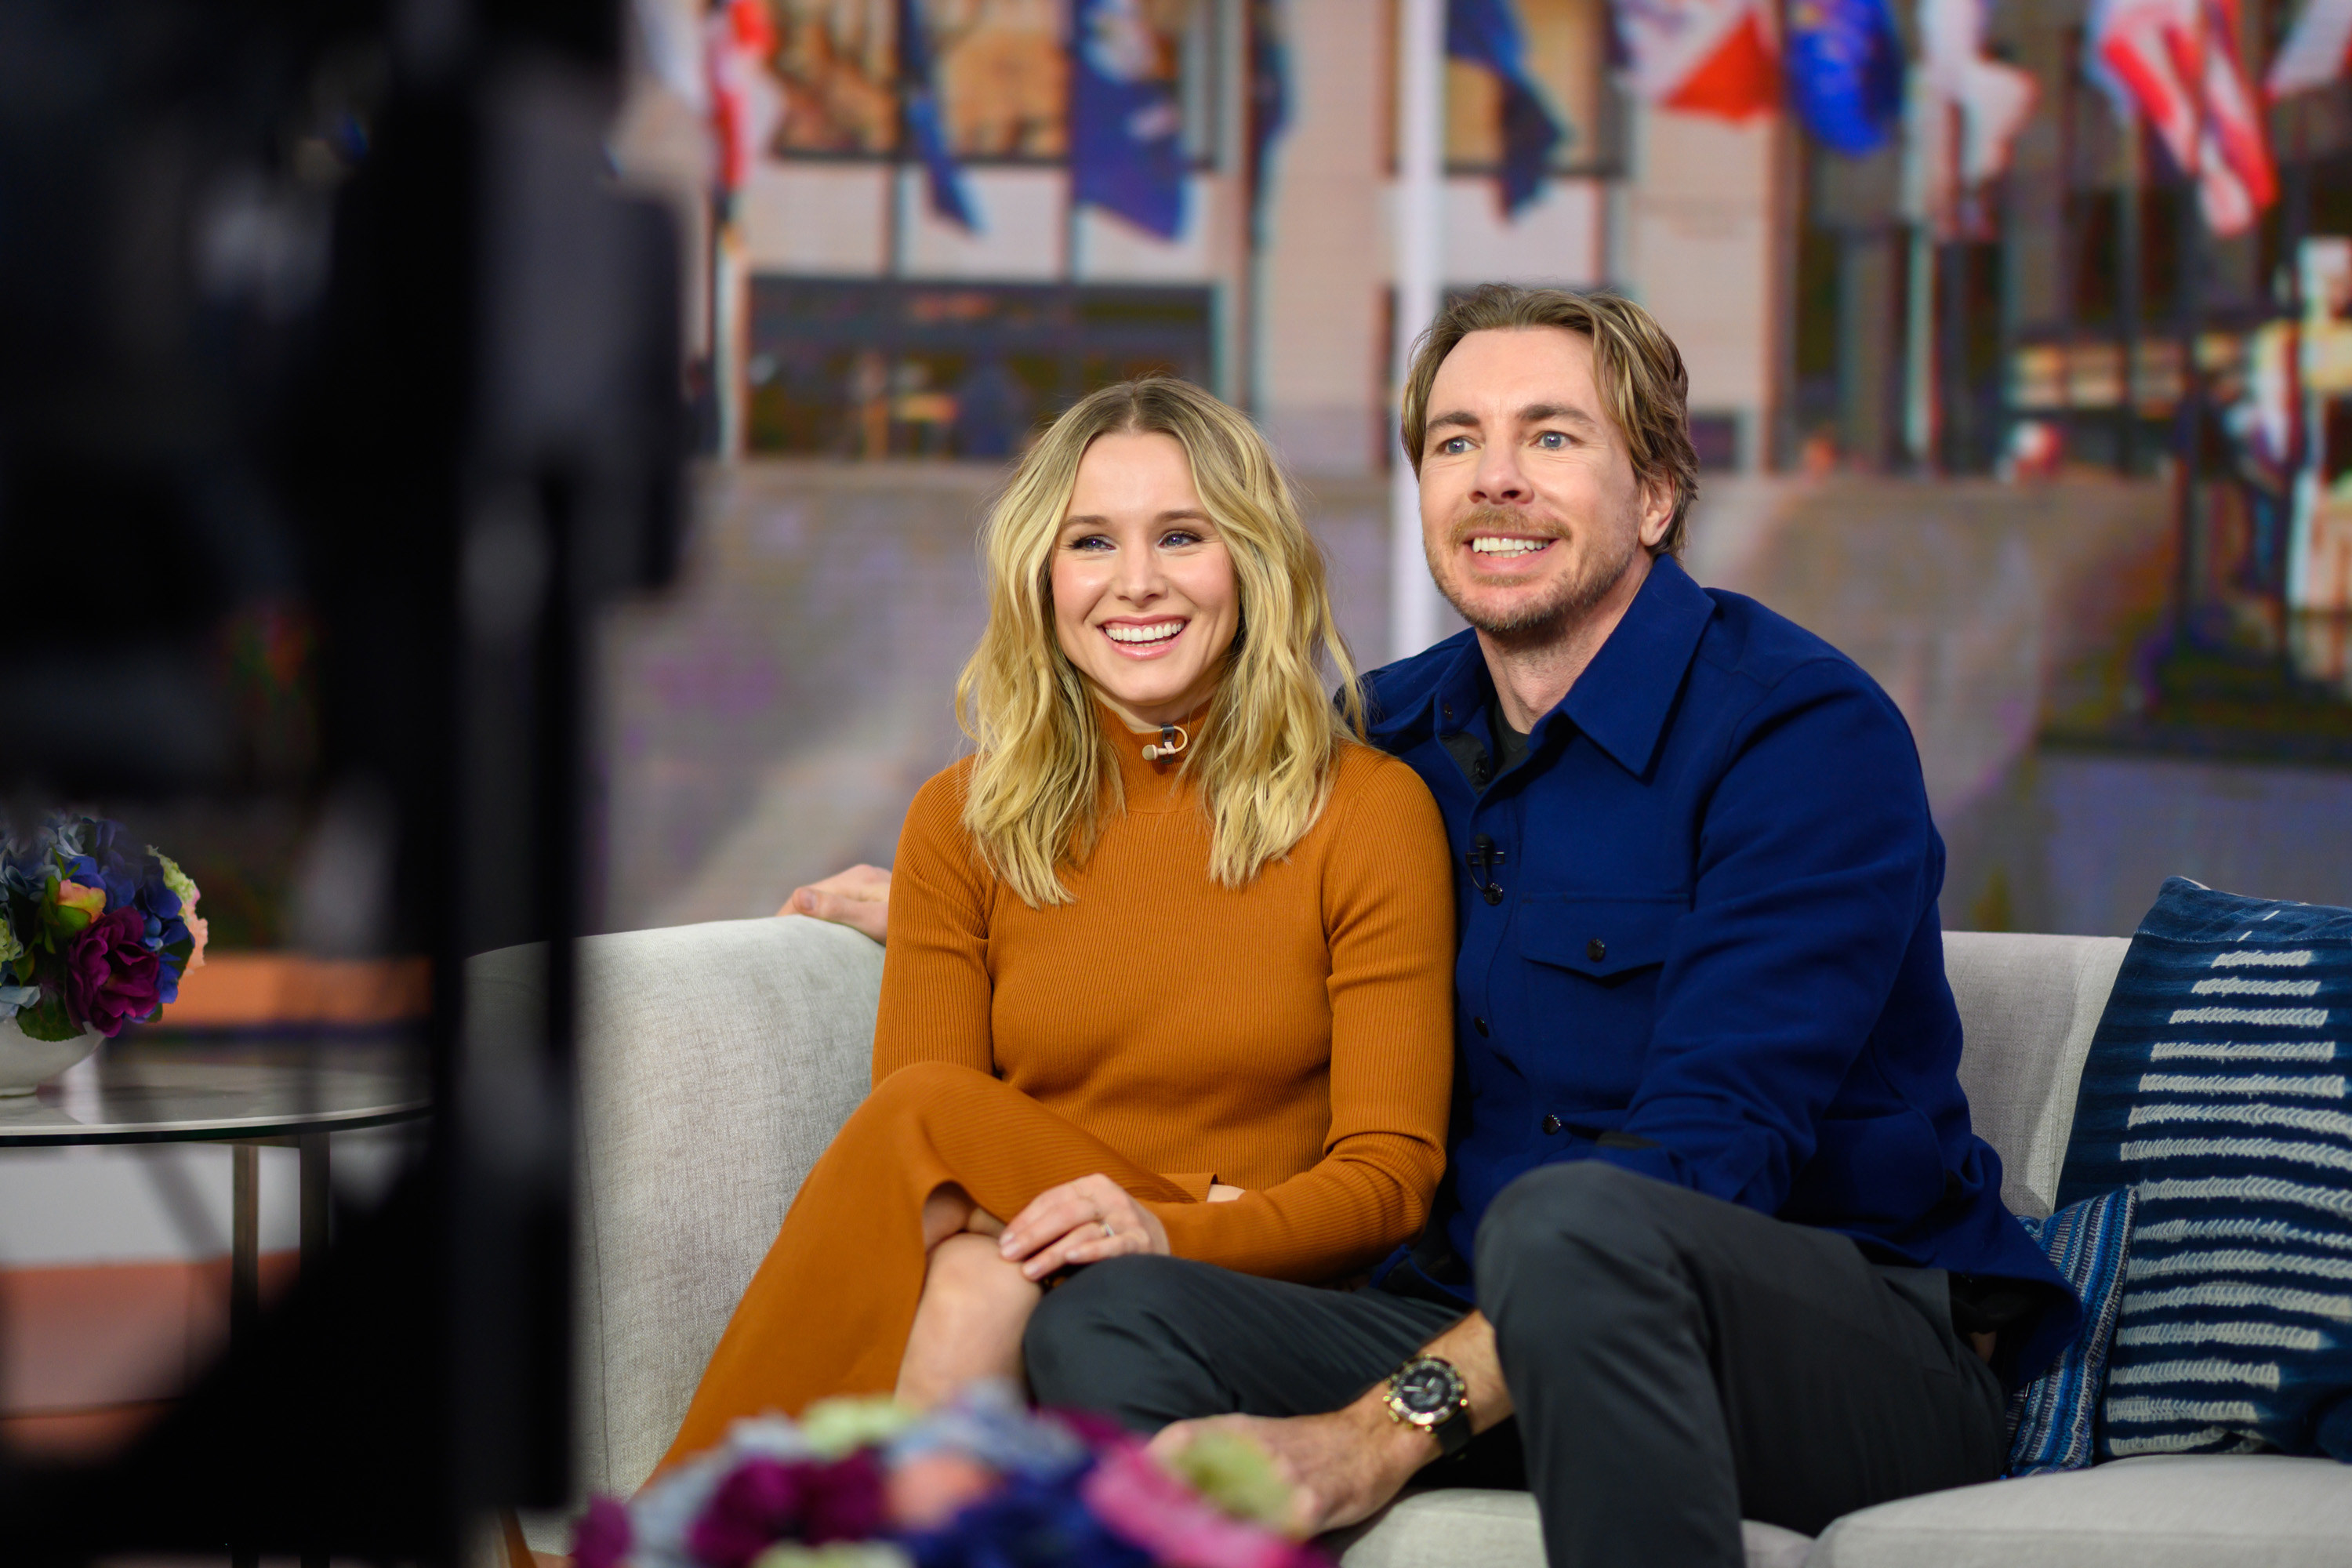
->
<box><xmin>955</xmin><ymin>376</ymin><xmax>1364</xmax><ymax>907</ymax></box>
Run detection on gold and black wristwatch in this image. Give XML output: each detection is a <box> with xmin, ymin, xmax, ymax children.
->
<box><xmin>1382</xmin><ymin>1355</ymin><xmax>1473</xmax><ymax>1459</ymax></box>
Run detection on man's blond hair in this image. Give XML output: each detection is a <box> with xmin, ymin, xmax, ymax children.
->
<box><xmin>955</xmin><ymin>377</ymin><xmax>1365</xmax><ymax>907</ymax></box>
<box><xmin>1399</xmin><ymin>285</ymin><xmax>1700</xmax><ymax>557</ymax></box>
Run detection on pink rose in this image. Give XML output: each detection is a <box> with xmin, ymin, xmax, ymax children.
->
<box><xmin>40</xmin><ymin>878</ymin><xmax>107</xmax><ymax>948</ymax></box>
<box><xmin>56</xmin><ymin>880</ymin><xmax>107</xmax><ymax>919</ymax></box>
<box><xmin>65</xmin><ymin>907</ymin><xmax>162</xmax><ymax>1037</ymax></box>
<box><xmin>886</xmin><ymin>1451</ymin><xmax>1000</xmax><ymax>1530</ymax></box>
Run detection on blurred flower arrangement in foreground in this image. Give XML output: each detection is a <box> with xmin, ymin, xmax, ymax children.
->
<box><xmin>0</xmin><ymin>815</ymin><xmax>206</xmax><ymax>1040</ymax></box>
<box><xmin>577</xmin><ymin>1381</ymin><xmax>1326</xmax><ymax>1568</ymax></box>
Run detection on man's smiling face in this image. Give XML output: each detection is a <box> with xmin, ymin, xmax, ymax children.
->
<box><xmin>1417</xmin><ymin>326</ymin><xmax>1671</xmax><ymax>641</ymax></box>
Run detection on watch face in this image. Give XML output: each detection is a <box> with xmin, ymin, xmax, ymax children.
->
<box><xmin>1392</xmin><ymin>1359</ymin><xmax>1462</xmax><ymax>1417</ymax></box>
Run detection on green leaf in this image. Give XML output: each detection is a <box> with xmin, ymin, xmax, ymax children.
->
<box><xmin>13</xmin><ymin>989</ymin><xmax>83</xmax><ymax>1042</ymax></box>
<box><xmin>1164</xmin><ymin>1428</ymin><xmax>1301</xmax><ymax>1529</ymax></box>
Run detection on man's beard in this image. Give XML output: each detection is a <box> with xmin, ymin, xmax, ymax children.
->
<box><xmin>1425</xmin><ymin>504</ymin><xmax>1640</xmax><ymax>641</ymax></box>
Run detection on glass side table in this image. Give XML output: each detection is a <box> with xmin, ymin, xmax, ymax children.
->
<box><xmin>0</xmin><ymin>1043</ymin><xmax>430</xmax><ymax>1367</ymax></box>
<box><xmin>2</xmin><ymin>1042</ymin><xmax>430</xmax><ymax>1567</ymax></box>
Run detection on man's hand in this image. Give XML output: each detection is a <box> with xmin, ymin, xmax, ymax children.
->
<box><xmin>778</xmin><ymin>863</ymin><xmax>891</xmax><ymax>944</ymax></box>
<box><xmin>1148</xmin><ymin>1406</ymin><xmax>1433</xmax><ymax>1537</ymax></box>
<box><xmin>1146</xmin><ymin>1309</ymin><xmax>1517</xmax><ymax>1537</ymax></box>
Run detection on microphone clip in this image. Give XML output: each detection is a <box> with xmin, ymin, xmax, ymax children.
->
<box><xmin>1141</xmin><ymin>724</ymin><xmax>1189</xmax><ymax>763</ymax></box>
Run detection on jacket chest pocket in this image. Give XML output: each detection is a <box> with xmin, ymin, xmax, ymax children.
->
<box><xmin>1508</xmin><ymin>896</ymin><xmax>1683</xmax><ymax>1102</ymax></box>
<box><xmin>1517</xmin><ymin>896</ymin><xmax>1682</xmax><ymax>982</ymax></box>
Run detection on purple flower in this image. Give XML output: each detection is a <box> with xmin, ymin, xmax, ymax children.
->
<box><xmin>800</xmin><ymin>1449</ymin><xmax>887</xmax><ymax>1544</ymax></box>
<box><xmin>64</xmin><ymin>907</ymin><xmax>161</xmax><ymax>1037</ymax></box>
<box><xmin>688</xmin><ymin>1457</ymin><xmax>806</xmax><ymax>1568</ymax></box>
<box><xmin>570</xmin><ymin>1497</ymin><xmax>632</xmax><ymax>1568</ymax></box>
<box><xmin>684</xmin><ymin>1450</ymin><xmax>892</xmax><ymax>1567</ymax></box>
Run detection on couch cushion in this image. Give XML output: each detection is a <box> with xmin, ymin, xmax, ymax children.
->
<box><xmin>475</xmin><ymin>915</ymin><xmax>884</xmax><ymax>1509</ymax></box>
<box><xmin>1330</xmin><ymin>1490</ymin><xmax>1812</xmax><ymax>1568</ymax></box>
<box><xmin>1810</xmin><ymin>1453</ymin><xmax>2352</xmax><ymax>1567</ymax></box>
<box><xmin>2054</xmin><ymin>878</ymin><xmax>2352</xmax><ymax>1461</ymax></box>
<box><xmin>1942</xmin><ymin>931</ymin><xmax>2129</xmax><ymax>1219</ymax></box>
<box><xmin>2005</xmin><ymin>1185</ymin><xmax>2136</xmax><ymax>1475</ymax></box>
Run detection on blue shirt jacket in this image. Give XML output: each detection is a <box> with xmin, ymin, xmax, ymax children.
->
<box><xmin>1364</xmin><ymin>555</ymin><xmax>2078</xmax><ymax>1380</ymax></box>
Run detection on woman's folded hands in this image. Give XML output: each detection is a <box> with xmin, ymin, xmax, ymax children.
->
<box><xmin>995</xmin><ymin>1172</ymin><xmax>1171</xmax><ymax>1280</ymax></box>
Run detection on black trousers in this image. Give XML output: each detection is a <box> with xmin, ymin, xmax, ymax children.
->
<box><xmin>1025</xmin><ymin>1162</ymin><xmax>2007</xmax><ymax>1568</ymax></box>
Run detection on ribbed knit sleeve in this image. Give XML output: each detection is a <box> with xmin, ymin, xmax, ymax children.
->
<box><xmin>870</xmin><ymin>764</ymin><xmax>995</xmax><ymax>1086</ymax></box>
<box><xmin>1148</xmin><ymin>753</ymin><xmax>1455</xmax><ymax>1283</ymax></box>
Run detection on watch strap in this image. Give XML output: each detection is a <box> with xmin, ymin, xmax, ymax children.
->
<box><xmin>1432</xmin><ymin>1398</ymin><xmax>1475</xmax><ymax>1458</ymax></box>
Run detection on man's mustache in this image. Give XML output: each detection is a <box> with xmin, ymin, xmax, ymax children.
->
<box><xmin>1444</xmin><ymin>506</ymin><xmax>1568</xmax><ymax>550</ymax></box>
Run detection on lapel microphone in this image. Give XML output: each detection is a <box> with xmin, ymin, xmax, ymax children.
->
<box><xmin>1141</xmin><ymin>724</ymin><xmax>1189</xmax><ymax>762</ymax></box>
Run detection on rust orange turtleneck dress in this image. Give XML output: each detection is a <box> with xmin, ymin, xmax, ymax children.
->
<box><xmin>659</xmin><ymin>720</ymin><xmax>1455</xmax><ymax>1466</ymax></box>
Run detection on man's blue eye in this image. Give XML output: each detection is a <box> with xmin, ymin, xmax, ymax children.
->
<box><xmin>1439</xmin><ymin>437</ymin><xmax>1471</xmax><ymax>454</ymax></box>
<box><xmin>1536</xmin><ymin>431</ymin><xmax>1568</xmax><ymax>448</ymax></box>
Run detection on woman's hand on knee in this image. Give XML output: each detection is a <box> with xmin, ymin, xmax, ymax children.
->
<box><xmin>997</xmin><ymin>1174</ymin><xmax>1168</xmax><ymax>1281</ymax></box>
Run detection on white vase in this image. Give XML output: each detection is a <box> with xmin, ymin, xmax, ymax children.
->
<box><xmin>0</xmin><ymin>1013</ymin><xmax>103</xmax><ymax>1096</ymax></box>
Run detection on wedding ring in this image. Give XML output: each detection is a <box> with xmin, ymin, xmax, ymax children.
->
<box><xmin>1100</xmin><ymin>1220</ymin><xmax>1116</xmax><ymax>1239</ymax></box>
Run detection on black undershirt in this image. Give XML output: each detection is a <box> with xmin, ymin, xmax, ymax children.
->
<box><xmin>1490</xmin><ymin>699</ymin><xmax>1531</xmax><ymax>778</ymax></box>
<box><xmin>1442</xmin><ymin>695</ymin><xmax>1533</xmax><ymax>791</ymax></box>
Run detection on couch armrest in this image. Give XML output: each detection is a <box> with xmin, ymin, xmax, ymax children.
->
<box><xmin>1943</xmin><ymin>930</ymin><xmax>2129</xmax><ymax>1219</ymax></box>
<box><xmin>470</xmin><ymin>915</ymin><xmax>884</xmax><ymax>1504</ymax></box>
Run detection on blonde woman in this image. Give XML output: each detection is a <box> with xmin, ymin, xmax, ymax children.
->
<box><xmin>659</xmin><ymin>379</ymin><xmax>1454</xmax><ymax>1463</ymax></box>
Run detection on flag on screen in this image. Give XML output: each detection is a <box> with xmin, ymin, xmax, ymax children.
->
<box><xmin>1921</xmin><ymin>0</ymin><xmax>2038</xmax><ymax>184</ymax></box>
<box><xmin>1448</xmin><ymin>0</ymin><xmax>1569</xmax><ymax>216</ymax></box>
<box><xmin>899</xmin><ymin>0</ymin><xmax>981</xmax><ymax>230</ymax></box>
<box><xmin>2268</xmin><ymin>0</ymin><xmax>2352</xmax><ymax>99</ymax></box>
<box><xmin>1784</xmin><ymin>0</ymin><xmax>1906</xmax><ymax>154</ymax></box>
<box><xmin>1071</xmin><ymin>0</ymin><xmax>1189</xmax><ymax>240</ymax></box>
<box><xmin>706</xmin><ymin>0</ymin><xmax>783</xmax><ymax>197</ymax></box>
<box><xmin>2088</xmin><ymin>0</ymin><xmax>2276</xmax><ymax>235</ymax></box>
<box><xmin>1610</xmin><ymin>0</ymin><xmax>1780</xmax><ymax>121</ymax></box>
<box><xmin>1247</xmin><ymin>0</ymin><xmax>1290</xmax><ymax>246</ymax></box>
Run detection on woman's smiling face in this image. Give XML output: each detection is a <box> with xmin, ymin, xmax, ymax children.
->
<box><xmin>1049</xmin><ymin>430</ymin><xmax>1240</xmax><ymax>730</ymax></box>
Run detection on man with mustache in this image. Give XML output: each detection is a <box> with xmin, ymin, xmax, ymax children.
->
<box><xmin>792</xmin><ymin>286</ymin><xmax>2078</xmax><ymax>1566</ymax></box>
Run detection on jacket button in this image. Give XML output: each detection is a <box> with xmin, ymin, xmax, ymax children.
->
<box><xmin>1472</xmin><ymin>760</ymin><xmax>1490</xmax><ymax>785</ymax></box>
<box><xmin>1541</xmin><ymin>1113</ymin><xmax>1563</xmax><ymax>1135</ymax></box>
<box><xmin>1587</xmin><ymin>937</ymin><xmax>1606</xmax><ymax>962</ymax></box>
<box><xmin>1473</xmin><ymin>1017</ymin><xmax>1489</xmax><ymax>1036</ymax></box>
<box><xmin>1483</xmin><ymin>885</ymin><xmax>1504</xmax><ymax>906</ymax></box>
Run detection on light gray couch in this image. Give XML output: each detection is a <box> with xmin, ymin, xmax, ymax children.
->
<box><xmin>491</xmin><ymin>917</ymin><xmax>2352</xmax><ymax>1566</ymax></box>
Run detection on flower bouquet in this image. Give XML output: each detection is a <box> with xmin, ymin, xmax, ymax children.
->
<box><xmin>0</xmin><ymin>815</ymin><xmax>207</xmax><ymax>1093</ymax></box>
<box><xmin>578</xmin><ymin>1382</ymin><xmax>1327</xmax><ymax>1568</ymax></box>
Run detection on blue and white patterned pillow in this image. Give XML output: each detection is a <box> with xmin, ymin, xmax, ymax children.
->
<box><xmin>2005</xmin><ymin>1186</ymin><xmax>2136</xmax><ymax>1475</ymax></box>
<box><xmin>2056</xmin><ymin>877</ymin><xmax>2352</xmax><ymax>1463</ymax></box>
